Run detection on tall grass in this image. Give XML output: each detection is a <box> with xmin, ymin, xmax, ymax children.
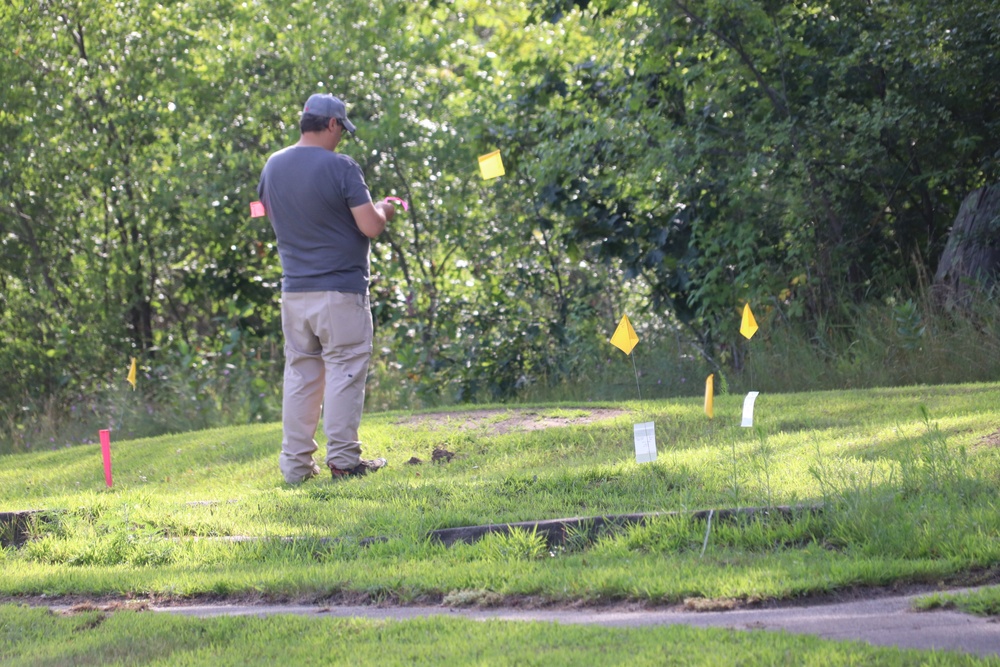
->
<box><xmin>744</xmin><ymin>289</ymin><xmax>1000</xmax><ymax>393</ymax></box>
<box><xmin>503</xmin><ymin>286</ymin><xmax>1000</xmax><ymax>403</ymax></box>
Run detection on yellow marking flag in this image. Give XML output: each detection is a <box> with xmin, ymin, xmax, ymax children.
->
<box><xmin>704</xmin><ymin>374</ymin><xmax>714</xmax><ymax>419</ymax></box>
<box><xmin>610</xmin><ymin>314</ymin><xmax>639</xmax><ymax>355</ymax></box>
<box><xmin>740</xmin><ymin>303</ymin><xmax>759</xmax><ymax>340</ymax></box>
<box><xmin>478</xmin><ymin>150</ymin><xmax>505</xmax><ymax>180</ymax></box>
<box><xmin>127</xmin><ymin>357</ymin><xmax>137</xmax><ymax>390</ymax></box>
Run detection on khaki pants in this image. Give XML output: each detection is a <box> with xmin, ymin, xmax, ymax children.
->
<box><xmin>279</xmin><ymin>291</ymin><xmax>373</xmax><ymax>483</ymax></box>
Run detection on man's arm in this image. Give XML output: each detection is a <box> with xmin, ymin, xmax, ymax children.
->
<box><xmin>350</xmin><ymin>200</ymin><xmax>395</xmax><ymax>238</ymax></box>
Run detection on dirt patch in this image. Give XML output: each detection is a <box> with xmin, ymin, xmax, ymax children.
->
<box><xmin>60</xmin><ymin>601</ymin><xmax>150</xmax><ymax>616</ymax></box>
<box><xmin>397</xmin><ymin>408</ymin><xmax>627</xmax><ymax>436</ymax></box>
<box><xmin>10</xmin><ymin>573</ymin><xmax>1000</xmax><ymax>614</ymax></box>
<box><xmin>7</xmin><ymin>565</ymin><xmax>1000</xmax><ymax>615</ymax></box>
<box><xmin>431</xmin><ymin>446</ymin><xmax>456</xmax><ymax>463</ymax></box>
<box><xmin>977</xmin><ymin>429</ymin><xmax>1000</xmax><ymax>448</ymax></box>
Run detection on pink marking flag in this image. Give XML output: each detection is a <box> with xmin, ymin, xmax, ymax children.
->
<box><xmin>249</xmin><ymin>201</ymin><xmax>266</xmax><ymax>218</ymax></box>
<box><xmin>383</xmin><ymin>196</ymin><xmax>409</xmax><ymax>211</ymax></box>
<box><xmin>99</xmin><ymin>429</ymin><xmax>113</xmax><ymax>488</ymax></box>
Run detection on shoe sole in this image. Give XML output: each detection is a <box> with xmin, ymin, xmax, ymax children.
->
<box><xmin>330</xmin><ymin>458</ymin><xmax>387</xmax><ymax>479</ymax></box>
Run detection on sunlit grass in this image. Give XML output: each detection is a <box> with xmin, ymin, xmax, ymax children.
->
<box><xmin>5</xmin><ymin>604</ymin><xmax>995</xmax><ymax>667</ymax></box>
<box><xmin>2</xmin><ymin>384</ymin><xmax>1000</xmax><ymax>606</ymax></box>
<box><xmin>916</xmin><ymin>586</ymin><xmax>1000</xmax><ymax>617</ymax></box>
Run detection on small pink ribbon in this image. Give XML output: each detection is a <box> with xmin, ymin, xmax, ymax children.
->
<box><xmin>383</xmin><ymin>196</ymin><xmax>409</xmax><ymax>211</ymax></box>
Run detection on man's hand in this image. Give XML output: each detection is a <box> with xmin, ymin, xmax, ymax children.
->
<box><xmin>375</xmin><ymin>200</ymin><xmax>396</xmax><ymax>222</ymax></box>
<box><xmin>350</xmin><ymin>200</ymin><xmax>394</xmax><ymax>238</ymax></box>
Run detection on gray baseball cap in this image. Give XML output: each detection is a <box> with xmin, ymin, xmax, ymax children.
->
<box><xmin>302</xmin><ymin>93</ymin><xmax>357</xmax><ymax>134</ymax></box>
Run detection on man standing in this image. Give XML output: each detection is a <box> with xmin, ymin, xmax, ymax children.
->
<box><xmin>258</xmin><ymin>93</ymin><xmax>395</xmax><ymax>483</ymax></box>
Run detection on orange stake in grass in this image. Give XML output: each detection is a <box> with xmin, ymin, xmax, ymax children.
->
<box><xmin>705</xmin><ymin>373</ymin><xmax>714</xmax><ymax>419</ymax></box>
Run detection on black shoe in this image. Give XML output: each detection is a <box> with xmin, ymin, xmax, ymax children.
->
<box><xmin>330</xmin><ymin>458</ymin><xmax>387</xmax><ymax>480</ymax></box>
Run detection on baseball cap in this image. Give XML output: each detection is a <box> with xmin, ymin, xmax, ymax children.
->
<box><xmin>302</xmin><ymin>93</ymin><xmax>357</xmax><ymax>134</ymax></box>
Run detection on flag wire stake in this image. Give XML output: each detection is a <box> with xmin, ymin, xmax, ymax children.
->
<box><xmin>700</xmin><ymin>509</ymin><xmax>714</xmax><ymax>558</ymax></box>
<box><xmin>630</xmin><ymin>350</ymin><xmax>642</xmax><ymax>401</ymax></box>
<box><xmin>115</xmin><ymin>386</ymin><xmax>128</xmax><ymax>433</ymax></box>
<box><xmin>115</xmin><ymin>358</ymin><xmax>137</xmax><ymax>433</ymax></box>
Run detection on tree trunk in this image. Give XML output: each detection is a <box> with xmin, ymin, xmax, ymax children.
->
<box><xmin>933</xmin><ymin>184</ymin><xmax>1000</xmax><ymax>308</ymax></box>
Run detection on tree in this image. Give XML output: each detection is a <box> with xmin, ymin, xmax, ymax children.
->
<box><xmin>503</xmin><ymin>0</ymin><xmax>1000</xmax><ymax>362</ymax></box>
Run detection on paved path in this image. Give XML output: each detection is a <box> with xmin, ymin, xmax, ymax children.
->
<box><xmin>144</xmin><ymin>589</ymin><xmax>1000</xmax><ymax>658</ymax></box>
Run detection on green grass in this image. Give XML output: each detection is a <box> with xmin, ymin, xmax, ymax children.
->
<box><xmin>1</xmin><ymin>604</ymin><xmax>996</xmax><ymax>666</ymax></box>
<box><xmin>2</xmin><ymin>384</ymin><xmax>1000</xmax><ymax>607</ymax></box>
<box><xmin>915</xmin><ymin>586</ymin><xmax>1000</xmax><ymax>617</ymax></box>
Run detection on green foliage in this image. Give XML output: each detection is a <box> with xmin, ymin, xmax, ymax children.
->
<box><xmin>3</xmin><ymin>0</ymin><xmax>1000</xmax><ymax>454</ymax></box>
<box><xmin>506</xmin><ymin>0</ymin><xmax>1000</xmax><ymax>353</ymax></box>
<box><xmin>893</xmin><ymin>300</ymin><xmax>926</xmax><ymax>352</ymax></box>
<box><xmin>0</xmin><ymin>0</ymin><xmax>646</xmax><ymax>448</ymax></box>
<box><xmin>0</xmin><ymin>0</ymin><xmax>289</xmax><ymax>448</ymax></box>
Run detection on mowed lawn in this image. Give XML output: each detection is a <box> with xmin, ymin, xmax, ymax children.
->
<box><xmin>1</xmin><ymin>383</ymin><xmax>1000</xmax><ymax>606</ymax></box>
<box><xmin>4</xmin><ymin>603</ymin><xmax>999</xmax><ymax>667</ymax></box>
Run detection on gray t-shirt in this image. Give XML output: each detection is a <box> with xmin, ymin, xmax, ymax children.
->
<box><xmin>257</xmin><ymin>145</ymin><xmax>373</xmax><ymax>293</ymax></box>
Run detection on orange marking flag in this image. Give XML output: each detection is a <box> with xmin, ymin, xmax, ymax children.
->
<box><xmin>704</xmin><ymin>374</ymin><xmax>714</xmax><ymax>419</ymax></box>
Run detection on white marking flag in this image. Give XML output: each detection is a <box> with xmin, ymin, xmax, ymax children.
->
<box><xmin>741</xmin><ymin>391</ymin><xmax>760</xmax><ymax>428</ymax></box>
<box><xmin>634</xmin><ymin>422</ymin><xmax>657</xmax><ymax>463</ymax></box>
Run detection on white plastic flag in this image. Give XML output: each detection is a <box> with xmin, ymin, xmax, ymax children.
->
<box><xmin>634</xmin><ymin>422</ymin><xmax>657</xmax><ymax>463</ymax></box>
<box><xmin>741</xmin><ymin>391</ymin><xmax>760</xmax><ymax>428</ymax></box>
